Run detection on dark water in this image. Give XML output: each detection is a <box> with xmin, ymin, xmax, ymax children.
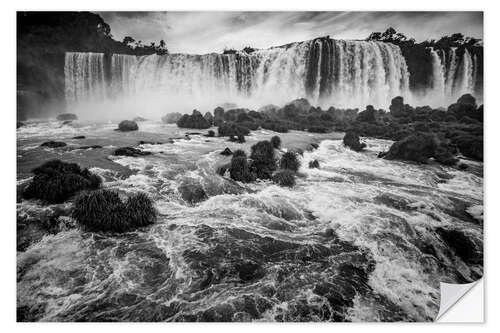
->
<box><xmin>17</xmin><ymin>120</ymin><xmax>483</xmax><ymax>322</ymax></box>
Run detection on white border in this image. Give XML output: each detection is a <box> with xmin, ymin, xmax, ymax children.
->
<box><xmin>2</xmin><ymin>0</ymin><xmax>497</xmax><ymax>331</ymax></box>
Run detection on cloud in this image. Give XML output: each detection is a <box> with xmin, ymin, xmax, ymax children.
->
<box><xmin>97</xmin><ymin>11</ymin><xmax>483</xmax><ymax>54</ymax></box>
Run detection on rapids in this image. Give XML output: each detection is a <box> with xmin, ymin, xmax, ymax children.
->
<box><xmin>17</xmin><ymin>120</ymin><xmax>483</xmax><ymax>322</ymax></box>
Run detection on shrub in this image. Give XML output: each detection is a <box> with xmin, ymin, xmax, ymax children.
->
<box><xmin>272</xmin><ymin>169</ymin><xmax>296</xmax><ymax>187</ymax></box>
<box><xmin>250</xmin><ymin>140</ymin><xmax>276</xmax><ymax>179</ymax></box>
<box><xmin>262</xmin><ymin>120</ymin><xmax>288</xmax><ymax>133</ymax></box>
<box><xmin>279</xmin><ymin>151</ymin><xmax>301</xmax><ymax>172</ymax></box>
<box><xmin>453</xmin><ymin>135</ymin><xmax>483</xmax><ymax>161</ymax></box>
<box><xmin>307</xmin><ymin>126</ymin><xmax>329</xmax><ymax>133</ymax></box>
<box><xmin>270</xmin><ymin>136</ymin><xmax>281</xmax><ymax>149</ymax></box>
<box><xmin>22</xmin><ymin>160</ymin><xmax>101</xmax><ymax>204</ymax></box>
<box><xmin>72</xmin><ymin>190</ymin><xmax>156</xmax><ymax>232</ymax></box>
<box><xmin>232</xmin><ymin>149</ymin><xmax>247</xmax><ymax>158</ymax></box>
<box><xmin>117</xmin><ymin>120</ymin><xmax>139</xmax><ymax>131</ymax></box>
<box><xmin>218</xmin><ymin>123</ymin><xmax>250</xmax><ymax>137</ymax></box>
<box><xmin>229</xmin><ymin>156</ymin><xmax>255</xmax><ymax>182</ymax></box>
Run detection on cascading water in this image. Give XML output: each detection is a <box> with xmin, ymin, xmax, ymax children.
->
<box><xmin>430</xmin><ymin>49</ymin><xmax>446</xmax><ymax>99</ymax></box>
<box><xmin>64</xmin><ymin>38</ymin><xmax>412</xmax><ymax>116</ymax></box>
<box><xmin>428</xmin><ymin>47</ymin><xmax>479</xmax><ymax>105</ymax></box>
<box><xmin>64</xmin><ymin>52</ymin><xmax>107</xmax><ymax>105</ymax></box>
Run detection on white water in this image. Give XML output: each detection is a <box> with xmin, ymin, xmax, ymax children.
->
<box><xmin>64</xmin><ymin>39</ymin><xmax>414</xmax><ymax>118</ymax></box>
<box><xmin>429</xmin><ymin>47</ymin><xmax>479</xmax><ymax>105</ymax></box>
<box><xmin>17</xmin><ymin>122</ymin><xmax>483</xmax><ymax>321</ymax></box>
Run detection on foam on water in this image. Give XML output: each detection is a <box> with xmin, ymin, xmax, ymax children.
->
<box><xmin>16</xmin><ymin>124</ymin><xmax>483</xmax><ymax>322</ymax></box>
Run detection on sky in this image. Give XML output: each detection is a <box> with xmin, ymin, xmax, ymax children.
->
<box><xmin>97</xmin><ymin>11</ymin><xmax>483</xmax><ymax>54</ymax></box>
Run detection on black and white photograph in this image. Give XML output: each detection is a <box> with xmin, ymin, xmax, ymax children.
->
<box><xmin>15</xmin><ymin>9</ymin><xmax>484</xmax><ymax>323</ymax></box>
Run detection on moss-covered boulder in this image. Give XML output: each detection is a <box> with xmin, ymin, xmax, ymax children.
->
<box><xmin>22</xmin><ymin>160</ymin><xmax>101</xmax><ymax>204</ymax></box>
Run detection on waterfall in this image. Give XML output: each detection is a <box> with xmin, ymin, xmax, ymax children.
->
<box><xmin>445</xmin><ymin>47</ymin><xmax>458</xmax><ymax>97</ymax></box>
<box><xmin>430</xmin><ymin>48</ymin><xmax>446</xmax><ymax>99</ymax></box>
<box><xmin>64</xmin><ymin>52</ymin><xmax>106</xmax><ymax>105</ymax></box>
<box><xmin>64</xmin><ymin>38</ymin><xmax>413</xmax><ymax>113</ymax></box>
<box><xmin>458</xmin><ymin>49</ymin><xmax>475</xmax><ymax>94</ymax></box>
<box><xmin>428</xmin><ymin>47</ymin><xmax>478</xmax><ymax>104</ymax></box>
<box><xmin>64</xmin><ymin>39</ymin><xmax>481</xmax><ymax>114</ymax></box>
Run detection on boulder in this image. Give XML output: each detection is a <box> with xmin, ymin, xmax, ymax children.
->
<box><xmin>56</xmin><ymin>113</ymin><xmax>78</xmax><ymax>121</ymax></box>
<box><xmin>117</xmin><ymin>120</ymin><xmax>139</xmax><ymax>132</ymax></box>
<box><xmin>114</xmin><ymin>147</ymin><xmax>152</xmax><ymax>157</ymax></box>
<box><xmin>220</xmin><ymin>147</ymin><xmax>232</xmax><ymax>156</ymax></box>
<box><xmin>343</xmin><ymin>131</ymin><xmax>366</xmax><ymax>152</ymax></box>
<box><xmin>177</xmin><ymin>111</ymin><xmax>211</xmax><ymax>129</ymax></box>
<box><xmin>383</xmin><ymin>132</ymin><xmax>457</xmax><ymax>165</ymax></box>
<box><xmin>204</xmin><ymin>112</ymin><xmax>214</xmax><ymax>125</ymax></box>
<box><xmin>309</xmin><ymin>160</ymin><xmax>320</xmax><ymax>168</ymax></box>
<box><xmin>17</xmin><ymin>121</ymin><xmax>24</xmax><ymax>129</ymax></box>
<box><xmin>389</xmin><ymin>96</ymin><xmax>414</xmax><ymax>118</ymax></box>
<box><xmin>356</xmin><ymin>105</ymin><xmax>378</xmax><ymax>123</ymax></box>
<box><xmin>213</xmin><ymin>107</ymin><xmax>225</xmax><ymax>126</ymax></box>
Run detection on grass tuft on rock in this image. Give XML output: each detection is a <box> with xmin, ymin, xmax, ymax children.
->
<box><xmin>272</xmin><ymin>169</ymin><xmax>296</xmax><ymax>187</ymax></box>
<box><xmin>22</xmin><ymin>159</ymin><xmax>101</xmax><ymax>204</ymax></box>
<box><xmin>250</xmin><ymin>140</ymin><xmax>276</xmax><ymax>179</ymax></box>
<box><xmin>72</xmin><ymin>190</ymin><xmax>156</xmax><ymax>232</ymax></box>
<box><xmin>279</xmin><ymin>151</ymin><xmax>301</xmax><ymax>172</ymax></box>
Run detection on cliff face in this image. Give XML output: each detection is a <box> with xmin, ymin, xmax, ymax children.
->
<box><xmin>17</xmin><ymin>12</ymin><xmax>157</xmax><ymax>120</ymax></box>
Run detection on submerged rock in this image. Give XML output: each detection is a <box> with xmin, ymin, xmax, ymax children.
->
<box><xmin>436</xmin><ymin>227</ymin><xmax>483</xmax><ymax>265</ymax></box>
<box><xmin>114</xmin><ymin>147</ymin><xmax>152</xmax><ymax>157</ymax></box>
<box><xmin>178</xmin><ymin>180</ymin><xmax>208</xmax><ymax>204</ymax></box>
<box><xmin>343</xmin><ymin>131</ymin><xmax>366</xmax><ymax>152</ymax></box>
<box><xmin>56</xmin><ymin>113</ymin><xmax>78</xmax><ymax>121</ymax></box>
<box><xmin>72</xmin><ymin>135</ymin><xmax>85</xmax><ymax>139</ymax></box>
<box><xmin>309</xmin><ymin>160</ymin><xmax>320</xmax><ymax>168</ymax></box>
<box><xmin>76</xmin><ymin>145</ymin><xmax>103</xmax><ymax>150</ymax></box>
<box><xmin>132</xmin><ymin>116</ymin><xmax>147</xmax><ymax>122</ymax></box>
<box><xmin>220</xmin><ymin>147</ymin><xmax>233</xmax><ymax>156</ymax></box>
<box><xmin>40</xmin><ymin>141</ymin><xmax>67</xmax><ymax>148</ymax></box>
<box><xmin>117</xmin><ymin>120</ymin><xmax>139</xmax><ymax>132</ymax></box>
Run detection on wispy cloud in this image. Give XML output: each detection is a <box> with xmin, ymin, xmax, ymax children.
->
<box><xmin>97</xmin><ymin>11</ymin><xmax>483</xmax><ymax>54</ymax></box>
